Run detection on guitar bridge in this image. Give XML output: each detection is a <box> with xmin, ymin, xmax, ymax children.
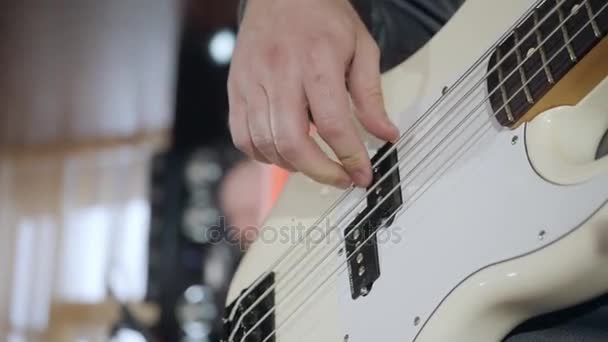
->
<box><xmin>344</xmin><ymin>142</ymin><xmax>403</xmax><ymax>300</ymax></box>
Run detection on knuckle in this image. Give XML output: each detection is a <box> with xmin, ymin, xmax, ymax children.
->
<box><xmin>315</xmin><ymin>114</ymin><xmax>345</xmax><ymax>137</ymax></box>
<box><xmin>326</xmin><ymin>17</ymin><xmax>355</xmax><ymax>41</ymax></box>
<box><xmin>261</xmin><ymin>42</ymin><xmax>287</xmax><ymax>71</ymax></box>
<box><xmin>231</xmin><ymin>134</ymin><xmax>251</xmax><ymax>154</ymax></box>
<box><xmin>250</xmin><ymin>132</ymin><xmax>276</xmax><ymax>153</ymax></box>
<box><xmin>361</xmin><ymin>85</ymin><xmax>383</xmax><ymax>102</ymax></box>
<box><xmin>274</xmin><ymin>133</ymin><xmax>299</xmax><ymax>159</ymax></box>
<box><xmin>340</xmin><ymin>153</ymin><xmax>367</xmax><ymax>171</ymax></box>
<box><xmin>306</xmin><ymin>35</ymin><xmax>333</xmax><ymax>66</ymax></box>
<box><xmin>367</xmin><ymin>41</ymin><xmax>381</xmax><ymax>60</ymax></box>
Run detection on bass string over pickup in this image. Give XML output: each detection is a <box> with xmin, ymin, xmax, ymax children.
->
<box><xmin>222</xmin><ymin>273</ymin><xmax>276</xmax><ymax>342</ymax></box>
<box><xmin>344</xmin><ymin>142</ymin><xmax>403</xmax><ymax>300</ymax></box>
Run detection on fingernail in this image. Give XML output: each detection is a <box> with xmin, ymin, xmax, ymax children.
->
<box><xmin>387</xmin><ymin>121</ymin><xmax>400</xmax><ymax>141</ymax></box>
<box><xmin>336</xmin><ymin>177</ymin><xmax>352</xmax><ymax>189</ymax></box>
<box><xmin>352</xmin><ymin>170</ymin><xmax>371</xmax><ymax>188</ymax></box>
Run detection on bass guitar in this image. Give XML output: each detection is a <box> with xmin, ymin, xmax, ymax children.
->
<box><xmin>223</xmin><ymin>0</ymin><xmax>608</xmax><ymax>340</ymax></box>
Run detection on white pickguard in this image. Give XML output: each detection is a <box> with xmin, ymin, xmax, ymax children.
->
<box><xmin>336</xmin><ymin>94</ymin><xmax>608</xmax><ymax>342</ymax></box>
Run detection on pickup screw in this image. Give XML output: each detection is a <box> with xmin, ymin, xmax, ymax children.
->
<box><xmin>442</xmin><ymin>86</ymin><xmax>449</xmax><ymax>95</ymax></box>
<box><xmin>343</xmin><ymin>334</ymin><xmax>349</xmax><ymax>342</ymax></box>
<box><xmin>538</xmin><ymin>230</ymin><xmax>546</xmax><ymax>240</ymax></box>
<box><xmin>360</xmin><ymin>286</ymin><xmax>369</xmax><ymax>296</ymax></box>
<box><xmin>358</xmin><ymin>265</ymin><xmax>366</xmax><ymax>276</ymax></box>
<box><xmin>511</xmin><ymin>135</ymin><xmax>519</xmax><ymax>145</ymax></box>
<box><xmin>338</xmin><ymin>248</ymin><xmax>344</xmax><ymax>256</ymax></box>
<box><xmin>375</xmin><ymin>187</ymin><xmax>382</xmax><ymax>195</ymax></box>
<box><xmin>356</xmin><ymin>253</ymin><xmax>364</xmax><ymax>264</ymax></box>
<box><xmin>414</xmin><ymin>316</ymin><xmax>421</xmax><ymax>326</ymax></box>
<box><xmin>353</xmin><ymin>229</ymin><xmax>361</xmax><ymax>240</ymax></box>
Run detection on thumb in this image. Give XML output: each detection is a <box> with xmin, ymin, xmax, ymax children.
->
<box><xmin>347</xmin><ymin>31</ymin><xmax>399</xmax><ymax>142</ymax></box>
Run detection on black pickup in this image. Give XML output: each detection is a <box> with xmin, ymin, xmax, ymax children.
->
<box><xmin>344</xmin><ymin>142</ymin><xmax>403</xmax><ymax>300</ymax></box>
<box><xmin>222</xmin><ymin>273</ymin><xmax>275</xmax><ymax>342</ymax></box>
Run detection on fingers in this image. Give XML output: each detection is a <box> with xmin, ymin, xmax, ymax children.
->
<box><xmin>268</xmin><ymin>78</ymin><xmax>352</xmax><ymax>188</ymax></box>
<box><xmin>228</xmin><ymin>87</ymin><xmax>270</xmax><ymax>163</ymax></box>
<box><xmin>304</xmin><ymin>44</ymin><xmax>373</xmax><ymax>187</ymax></box>
<box><xmin>348</xmin><ymin>31</ymin><xmax>400</xmax><ymax>143</ymax></box>
<box><xmin>227</xmin><ymin>0</ymin><xmax>393</xmax><ymax>189</ymax></box>
<box><xmin>245</xmin><ymin>83</ymin><xmax>295</xmax><ymax>171</ymax></box>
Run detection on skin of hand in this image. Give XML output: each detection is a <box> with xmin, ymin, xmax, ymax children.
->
<box><xmin>227</xmin><ymin>0</ymin><xmax>400</xmax><ymax>189</ymax></box>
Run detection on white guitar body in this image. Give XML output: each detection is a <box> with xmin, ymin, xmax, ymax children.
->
<box><xmin>226</xmin><ymin>0</ymin><xmax>608</xmax><ymax>341</ymax></box>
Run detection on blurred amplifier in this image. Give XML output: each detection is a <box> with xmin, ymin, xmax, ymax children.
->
<box><xmin>146</xmin><ymin>144</ymin><xmax>244</xmax><ymax>342</ymax></box>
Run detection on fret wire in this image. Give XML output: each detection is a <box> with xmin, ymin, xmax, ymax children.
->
<box><xmin>495</xmin><ymin>47</ymin><xmax>515</xmax><ymax>122</ymax></box>
<box><xmin>513</xmin><ymin>30</ymin><xmax>534</xmax><ymax>104</ymax></box>
<box><xmin>584</xmin><ymin>1</ymin><xmax>602</xmax><ymax>37</ymax></box>
<box><xmin>533</xmin><ymin>10</ymin><xmax>556</xmax><ymax>84</ymax></box>
<box><xmin>556</xmin><ymin>1</ymin><xmax>578</xmax><ymax>61</ymax></box>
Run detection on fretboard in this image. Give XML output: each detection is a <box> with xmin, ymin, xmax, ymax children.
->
<box><xmin>488</xmin><ymin>0</ymin><xmax>607</xmax><ymax>126</ymax></box>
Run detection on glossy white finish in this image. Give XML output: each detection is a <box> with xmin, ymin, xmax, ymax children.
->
<box><xmin>226</xmin><ymin>0</ymin><xmax>608</xmax><ymax>341</ymax></box>
<box><xmin>526</xmin><ymin>79</ymin><xmax>608</xmax><ymax>185</ymax></box>
<box><xmin>336</xmin><ymin>99</ymin><xmax>607</xmax><ymax>342</ymax></box>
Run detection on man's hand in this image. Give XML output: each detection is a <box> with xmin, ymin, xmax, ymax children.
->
<box><xmin>228</xmin><ymin>0</ymin><xmax>399</xmax><ymax>188</ymax></box>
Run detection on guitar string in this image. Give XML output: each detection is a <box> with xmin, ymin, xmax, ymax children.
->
<box><xmin>227</xmin><ymin>0</ymin><xmax>589</xmax><ymax>335</ymax></box>
<box><xmin>234</xmin><ymin>0</ymin><xmax>600</xmax><ymax>336</ymax></box>
<box><xmin>226</xmin><ymin>1</ymin><xmax>560</xmax><ymax>321</ymax></box>
<box><xmin>259</xmin><ymin>100</ymin><xmax>494</xmax><ymax>342</ymax></box>
<box><xmin>240</xmin><ymin>5</ymin><xmax>607</xmax><ymax>341</ymax></box>
<box><xmin>254</xmin><ymin>8</ymin><xmax>607</xmax><ymax>341</ymax></box>
<box><xmin>226</xmin><ymin>0</ymin><xmax>567</xmax><ymax>325</ymax></box>
<box><xmin>230</xmin><ymin>0</ymin><xmax>591</xmax><ymax>336</ymax></box>
<box><xmin>254</xmin><ymin>8</ymin><xmax>607</xmax><ymax>342</ymax></box>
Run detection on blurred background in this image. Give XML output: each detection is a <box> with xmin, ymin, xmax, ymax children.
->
<box><xmin>0</xmin><ymin>1</ymin><xmax>285</xmax><ymax>341</ymax></box>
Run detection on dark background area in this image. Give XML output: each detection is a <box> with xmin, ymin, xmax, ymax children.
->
<box><xmin>141</xmin><ymin>2</ymin><xmax>245</xmax><ymax>341</ymax></box>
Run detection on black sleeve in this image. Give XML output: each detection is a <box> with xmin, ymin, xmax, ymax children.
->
<box><xmin>370</xmin><ymin>0</ymin><xmax>464</xmax><ymax>71</ymax></box>
<box><xmin>236</xmin><ymin>0</ymin><xmax>464</xmax><ymax>71</ymax></box>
